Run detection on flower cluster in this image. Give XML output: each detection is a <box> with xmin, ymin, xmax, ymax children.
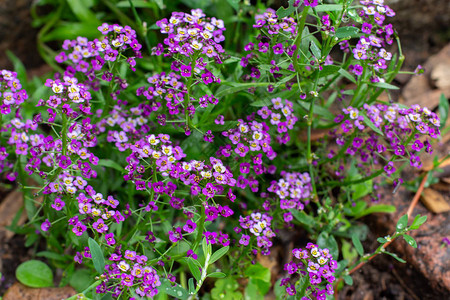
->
<box><xmin>40</xmin><ymin>76</ymin><xmax>92</xmax><ymax>116</ymax></box>
<box><xmin>55</xmin><ymin>23</ymin><xmax>142</xmax><ymax>98</ymax></box>
<box><xmin>267</xmin><ymin>171</ymin><xmax>312</xmax><ymax>211</ymax></box>
<box><xmin>57</xmin><ymin>23</ymin><xmax>142</xmax><ymax>70</ymax></box>
<box><xmin>332</xmin><ymin>103</ymin><xmax>440</xmax><ymax>180</ymax></box>
<box><xmin>69</xmin><ymin>187</ymin><xmax>125</xmax><ymax>236</ymax></box>
<box><xmin>0</xmin><ymin>69</ymin><xmax>28</xmax><ymax>115</ymax></box>
<box><xmin>136</xmin><ymin>71</ymin><xmax>219</xmax><ymax>123</ymax></box>
<box><xmin>340</xmin><ymin>0</ymin><xmax>397</xmax><ymax>81</ymax></box>
<box><xmin>280</xmin><ymin>244</ymin><xmax>337</xmax><ymax>299</ymax></box>
<box><xmin>154</xmin><ymin>9</ymin><xmax>225</xmax><ymax>61</ymax></box>
<box><xmin>237</xmin><ymin>212</ymin><xmax>275</xmax><ymax>255</ymax></box>
<box><xmin>95</xmin><ymin>249</ymin><xmax>161</xmax><ymax>298</ymax></box>
<box><xmin>253</xmin><ymin>8</ymin><xmax>297</xmax><ymax>38</ymax></box>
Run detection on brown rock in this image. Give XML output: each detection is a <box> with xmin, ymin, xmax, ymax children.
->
<box><xmin>375</xmin><ymin>187</ymin><xmax>450</xmax><ymax>292</ymax></box>
<box><xmin>3</xmin><ymin>282</ymin><xmax>76</xmax><ymax>300</ymax></box>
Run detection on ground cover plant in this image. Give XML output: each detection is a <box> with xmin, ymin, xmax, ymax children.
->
<box><xmin>0</xmin><ymin>0</ymin><xmax>449</xmax><ymax>299</ymax></box>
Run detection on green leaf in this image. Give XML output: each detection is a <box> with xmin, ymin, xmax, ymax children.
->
<box><xmin>410</xmin><ymin>215</ymin><xmax>427</xmax><ymax>230</ymax></box>
<box><xmin>187</xmin><ymin>258</ymin><xmax>201</xmax><ymax>281</ymax></box>
<box><xmin>69</xmin><ymin>268</ymin><xmax>94</xmax><ymax>292</ymax></box>
<box><xmin>290</xmin><ymin>209</ymin><xmax>317</xmax><ymax>230</ymax></box>
<box><xmin>439</xmin><ymin>93</ymin><xmax>448</xmax><ymax>130</ymax></box>
<box><xmin>338</xmin><ymin>69</ymin><xmax>357</xmax><ymax>83</ymax></box>
<box><xmin>42</xmin><ymin>22</ymin><xmax>101</xmax><ymax>42</ymax></box>
<box><xmin>36</xmin><ymin>251</ymin><xmax>67</xmax><ymax>261</ymax></box>
<box><xmin>369</xmin><ymin>81</ymin><xmax>399</xmax><ymax>90</ymax></box>
<box><xmin>207</xmin><ymin>272</ymin><xmax>227</xmax><ymax>278</ymax></box>
<box><xmin>360</xmin><ymin>111</ymin><xmax>384</xmax><ymax>136</ymax></box>
<box><xmin>276</xmin><ymin>0</ymin><xmax>296</xmax><ymax>18</ymax></box>
<box><xmin>402</xmin><ymin>234</ymin><xmax>417</xmax><ymax>248</ymax></box>
<box><xmin>226</xmin><ymin>0</ymin><xmax>239</xmax><ymax>10</ymax></box>
<box><xmin>211</xmin><ymin>278</ymin><xmax>242</xmax><ymax>300</ymax></box>
<box><xmin>244</xmin><ymin>263</ymin><xmax>270</xmax><ymax>283</ymax></box>
<box><xmin>377</xmin><ymin>237</ymin><xmax>388</xmax><ymax>244</ymax></box>
<box><xmin>188</xmin><ymin>278</ymin><xmax>195</xmax><ymax>294</ymax></box>
<box><xmin>396</xmin><ymin>214</ymin><xmax>408</xmax><ymax>231</ymax></box>
<box><xmin>159</xmin><ymin>278</ymin><xmax>189</xmax><ymax>299</ymax></box>
<box><xmin>310</xmin><ymin>42</ymin><xmax>321</xmax><ymax>59</ymax></box>
<box><xmin>67</xmin><ymin>0</ymin><xmax>98</xmax><ymax>22</ymax></box>
<box><xmin>351</xmin><ymin>179</ymin><xmax>373</xmax><ymax>200</ymax></box>
<box><xmin>215</xmin><ymin>82</ymin><xmax>270</xmax><ymax>98</ymax></box>
<box><xmin>6</xmin><ymin>51</ymin><xmax>28</xmax><ymax>87</ymax></box>
<box><xmin>88</xmin><ymin>238</ymin><xmax>105</xmax><ymax>274</ymax></box>
<box><xmin>384</xmin><ymin>251</ymin><xmax>406</xmax><ymax>263</ymax></box>
<box><xmin>335</xmin><ymin>26</ymin><xmax>360</xmax><ymax>39</ymax></box>
<box><xmin>315</xmin><ymin>4</ymin><xmax>344</xmax><ymax>12</ymax></box>
<box><xmin>354</xmin><ymin>204</ymin><xmax>396</xmax><ymax>219</ymax></box>
<box><xmin>351</xmin><ymin>234</ymin><xmax>364</xmax><ymax>256</ymax></box>
<box><xmin>210</xmin><ymin>246</ymin><xmax>230</xmax><ymax>264</ymax></box>
<box><xmin>317</xmin><ymin>232</ymin><xmax>339</xmax><ymax>259</ymax></box>
<box><xmin>97</xmin><ymin>159</ymin><xmax>125</xmax><ymax>172</ymax></box>
<box><xmin>317</xmin><ymin>65</ymin><xmax>341</xmax><ymax>78</ymax></box>
<box><xmin>343</xmin><ymin>275</ymin><xmax>353</xmax><ymax>286</ymax></box>
<box><xmin>16</xmin><ymin>260</ymin><xmax>53</xmax><ymax>288</ymax></box>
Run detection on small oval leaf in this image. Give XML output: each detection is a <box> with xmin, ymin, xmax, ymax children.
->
<box><xmin>88</xmin><ymin>237</ymin><xmax>105</xmax><ymax>274</ymax></box>
<box><xmin>16</xmin><ymin>260</ymin><xmax>54</xmax><ymax>288</ymax></box>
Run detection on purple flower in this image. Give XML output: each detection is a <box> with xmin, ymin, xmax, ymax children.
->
<box><xmin>183</xmin><ymin>220</ymin><xmax>197</xmax><ymax>233</ymax></box>
<box><xmin>93</xmin><ymin>218</ymin><xmax>109</xmax><ymax>234</ymax></box>
<box><xmin>202</xmin><ymin>183</ymin><xmax>217</xmax><ymax>199</ymax></box>
<box><xmin>51</xmin><ymin>197</ymin><xmax>65</xmax><ymax>211</ymax></box>
<box><xmin>41</xmin><ymin>219</ymin><xmax>51</xmax><ymax>232</ymax></box>
<box><xmin>384</xmin><ymin>161</ymin><xmax>396</xmax><ymax>176</ymax></box>
<box><xmin>59</xmin><ymin>155</ymin><xmax>72</xmax><ymax>169</ymax></box>
<box><xmin>239</xmin><ymin>234</ymin><xmax>250</xmax><ymax>246</ymax></box>
<box><xmin>273</xmin><ymin>43</ymin><xmax>284</xmax><ymax>54</ymax></box>
<box><xmin>105</xmin><ymin>232</ymin><xmax>116</xmax><ymax>246</ymax></box>
<box><xmin>180</xmin><ymin>64</ymin><xmax>192</xmax><ymax>77</ymax></box>
<box><xmin>168</xmin><ymin>227</ymin><xmax>183</xmax><ymax>243</ymax></box>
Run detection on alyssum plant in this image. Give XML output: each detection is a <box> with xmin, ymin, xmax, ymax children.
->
<box><xmin>0</xmin><ymin>0</ymin><xmax>441</xmax><ymax>299</ymax></box>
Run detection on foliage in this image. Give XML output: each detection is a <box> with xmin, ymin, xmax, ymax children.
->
<box><xmin>0</xmin><ymin>0</ymin><xmax>445</xmax><ymax>299</ymax></box>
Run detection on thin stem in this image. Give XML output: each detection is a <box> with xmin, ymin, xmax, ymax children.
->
<box><xmin>292</xmin><ymin>7</ymin><xmax>310</xmax><ymax>73</ymax></box>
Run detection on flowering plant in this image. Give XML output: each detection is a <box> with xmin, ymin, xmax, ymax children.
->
<box><xmin>1</xmin><ymin>0</ymin><xmax>445</xmax><ymax>299</ymax></box>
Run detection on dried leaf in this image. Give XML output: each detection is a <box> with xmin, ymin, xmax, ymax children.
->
<box><xmin>420</xmin><ymin>188</ymin><xmax>450</xmax><ymax>213</ymax></box>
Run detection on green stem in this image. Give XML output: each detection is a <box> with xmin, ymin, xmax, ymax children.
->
<box><xmin>191</xmin><ymin>203</ymin><xmax>206</xmax><ymax>252</ymax></box>
<box><xmin>292</xmin><ymin>7</ymin><xmax>310</xmax><ymax>73</ymax></box>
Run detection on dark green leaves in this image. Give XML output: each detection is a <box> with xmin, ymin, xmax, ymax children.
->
<box><xmin>335</xmin><ymin>26</ymin><xmax>360</xmax><ymax>39</ymax></box>
<box><xmin>210</xmin><ymin>246</ymin><xmax>230</xmax><ymax>264</ymax></box>
<box><xmin>16</xmin><ymin>260</ymin><xmax>53</xmax><ymax>288</ymax></box>
<box><xmin>343</xmin><ymin>275</ymin><xmax>353</xmax><ymax>286</ymax></box>
<box><xmin>159</xmin><ymin>278</ymin><xmax>189</xmax><ymax>299</ymax></box>
<box><xmin>351</xmin><ymin>235</ymin><xmax>364</xmax><ymax>256</ymax></box>
<box><xmin>88</xmin><ymin>237</ymin><xmax>105</xmax><ymax>274</ymax></box>
<box><xmin>276</xmin><ymin>0</ymin><xmax>296</xmax><ymax>18</ymax></box>
<box><xmin>244</xmin><ymin>263</ymin><xmax>271</xmax><ymax>297</ymax></box>
<box><xmin>187</xmin><ymin>258</ymin><xmax>201</xmax><ymax>281</ymax></box>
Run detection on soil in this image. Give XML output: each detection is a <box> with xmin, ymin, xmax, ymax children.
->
<box><xmin>0</xmin><ymin>0</ymin><xmax>449</xmax><ymax>299</ymax></box>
